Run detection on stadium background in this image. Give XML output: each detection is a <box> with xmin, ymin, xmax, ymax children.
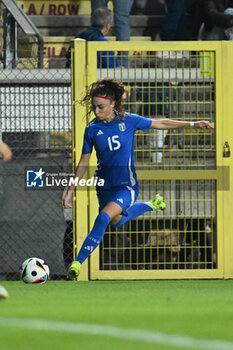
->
<box><xmin>0</xmin><ymin>0</ymin><xmax>232</xmax><ymax>281</ymax></box>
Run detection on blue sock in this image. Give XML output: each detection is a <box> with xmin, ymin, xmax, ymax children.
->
<box><xmin>75</xmin><ymin>212</ymin><xmax>110</xmax><ymax>264</ymax></box>
<box><xmin>111</xmin><ymin>202</ymin><xmax>152</xmax><ymax>228</ymax></box>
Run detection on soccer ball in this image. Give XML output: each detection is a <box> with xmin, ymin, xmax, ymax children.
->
<box><xmin>20</xmin><ymin>257</ymin><xmax>50</xmax><ymax>284</ymax></box>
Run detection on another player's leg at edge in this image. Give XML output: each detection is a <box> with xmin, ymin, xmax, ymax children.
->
<box><xmin>67</xmin><ymin>194</ymin><xmax>166</xmax><ymax>280</ymax></box>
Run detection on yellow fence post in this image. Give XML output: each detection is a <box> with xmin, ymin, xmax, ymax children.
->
<box><xmin>72</xmin><ymin>38</ymin><xmax>88</xmax><ymax>281</ymax></box>
<box><xmin>222</xmin><ymin>42</ymin><xmax>233</xmax><ymax>279</ymax></box>
<box><xmin>85</xmin><ymin>41</ymin><xmax>100</xmax><ymax>279</ymax></box>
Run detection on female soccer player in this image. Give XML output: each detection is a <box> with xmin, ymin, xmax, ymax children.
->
<box><xmin>62</xmin><ymin>78</ymin><xmax>213</xmax><ymax>279</ymax></box>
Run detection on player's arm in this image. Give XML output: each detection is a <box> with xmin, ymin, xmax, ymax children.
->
<box><xmin>0</xmin><ymin>141</ymin><xmax>12</xmax><ymax>162</ymax></box>
<box><xmin>150</xmin><ymin>119</ymin><xmax>214</xmax><ymax>130</ymax></box>
<box><xmin>62</xmin><ymin>153</ymin><xmax>91</xmax><ymax>208</ymax></box>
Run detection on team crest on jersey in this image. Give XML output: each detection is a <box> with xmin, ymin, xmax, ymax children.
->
<box><xmin>119</xmin><ymin>123</ymin><xmax>126</xmax><ymax>132</ymax></box>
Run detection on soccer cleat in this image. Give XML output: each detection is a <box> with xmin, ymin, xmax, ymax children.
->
<box><xmin>149</xmin><ymin>194</ymin><xmax>166</xmax><ymax>211</ymax></box>
<box><xmin>68</xmin><ymin>261</ymin><xmax>81</xmax><ymax>280</ymax></box>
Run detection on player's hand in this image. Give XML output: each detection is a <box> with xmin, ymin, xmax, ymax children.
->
<box><xmin>2</xmin><ymin>149</ymin><xmax>12</xmax><ymax>162</ymax></box>
<box><xmin>194</xmin><ymin>121</ymin><xmax>214</xmax><ymax>129</ymax></box>
<box><xmin>62</xmin><ymin>197</ymin><xmax>72</xmax><ymax>209</ymax></box>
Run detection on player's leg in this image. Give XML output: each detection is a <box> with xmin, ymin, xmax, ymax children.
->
<box><xmin>68</xmin><ymin>201</ymin><xmax>122</xmax><ymax>280</ymax></box>
<box><xmin>111</xmin><ymin>193</ymin><xmax>166</xmax><ymax>228</ymax></box>
<box><xmin>68</xmin><ymin>188</ymin><xmax>166</xmax><ymax>279</ymax></box>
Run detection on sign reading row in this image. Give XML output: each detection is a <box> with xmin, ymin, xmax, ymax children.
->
<box><xmin>18</xmin><ymin>0</ymin><xmax>90</xmax><ymax>16</ymax></box>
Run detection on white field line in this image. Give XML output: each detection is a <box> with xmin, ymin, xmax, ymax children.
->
<box><xmin>0</xmin><ymin>317</ymin><xmax>233</xmax><ymax>350</ymax></box>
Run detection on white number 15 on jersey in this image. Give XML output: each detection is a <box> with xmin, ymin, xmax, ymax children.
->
<box><xmin>107</xmin><ymin>135</ymin><xmax>121</xmax><ymax>151</ymax></box>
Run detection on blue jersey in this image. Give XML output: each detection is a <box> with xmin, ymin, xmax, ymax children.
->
<box><xmin>82</xmin><ymin>113</ymin><xmax>152</xmax><ymax>189</ymax></box>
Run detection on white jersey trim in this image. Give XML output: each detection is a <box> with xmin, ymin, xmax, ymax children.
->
<box><xmin>126</xmin><ymin>186</ymin><xmax>135</xmax><ymax>208</ymax></box>
<box><xmin>128</xmin><ymin>156</ymin><xmax>136</xmax><ymax>187</ymax></box>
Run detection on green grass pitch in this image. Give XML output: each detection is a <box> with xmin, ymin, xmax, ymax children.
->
<box><xmin>0</xmin><ymin>280</ymin><xmax>233</xmax><ymax>350</ymax></box>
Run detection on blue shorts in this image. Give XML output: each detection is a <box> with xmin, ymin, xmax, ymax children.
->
<box><xmin>96</xmin><ymin>186</ymin><xmax>139</xmax><ymax>215</ymax></box>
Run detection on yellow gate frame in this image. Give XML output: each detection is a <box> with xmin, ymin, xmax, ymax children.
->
<box><xmin>71</xmin><ymin>40</ymin><xmax>233</xmax><ymax>280</ymax></box>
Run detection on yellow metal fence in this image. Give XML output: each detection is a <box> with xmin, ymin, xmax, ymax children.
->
<box><xmin>72</xmin><ymin>40</ymin><xmax>233</xmax><ymax>280</ymax></box>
